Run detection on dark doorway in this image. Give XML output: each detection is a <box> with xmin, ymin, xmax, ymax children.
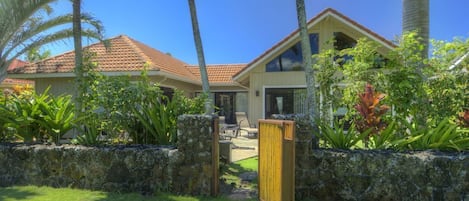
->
<box><xmin>214</xmin><ymin>92</ymin><xmax>236</xmax><ymax>124</ymax></box>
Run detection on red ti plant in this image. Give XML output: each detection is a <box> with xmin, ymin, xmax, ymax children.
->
<box><xmin>458</xmin><ymin>110</ymin><xmax>469</xmax><ymax>127</ymax></box>
<box><xmin>354</xmin><ymin>83</ymin><xmax>390</xmax><ymax>136</ymax></box>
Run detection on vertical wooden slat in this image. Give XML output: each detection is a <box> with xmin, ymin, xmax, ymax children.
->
<box><xmin>259</xmin><ymin>119</ymin><xmax>295</xmax><ymax>201</ymax></box>
<box><xmin>211</xmin><ymin>117</ymin><xmax>219</xmax><ymax>196</ymax></box>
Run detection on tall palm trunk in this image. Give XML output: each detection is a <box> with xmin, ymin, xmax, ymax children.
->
<box><xmin>403</xmin><ymin>0</ymin><xmax>429</xmax><ymax>59</ymax></box>
<box><xmin>73</xmin><ymin>0</ymin><xmax>84</xmax><ymax>116</ymax></box>
<box><xmin>403</xmin><ymin>0</ymin><xmax>429</xmax><ymax>127</ymax></box>
<box><xmin>296</xmin><ymin>0</ymin><xmax>318</xmax><ymax>133</ymax></box>
<box><xmin>188</xmin><ymin>0</ymin><xmax>212</xmax><ymax>114</ymax></box>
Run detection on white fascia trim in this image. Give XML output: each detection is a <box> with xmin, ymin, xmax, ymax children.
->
<box><xmin>210</xmin><ymin>82</ymin><xmax>241</xmax><ymax>87</ymax></box>
<box><xmin>156</xmin><ymin>71</ymin><xmax>201</xmax><ymax>85</ymax></box>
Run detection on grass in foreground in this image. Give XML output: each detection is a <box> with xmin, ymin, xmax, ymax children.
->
<box><xmin>0</xmin><ymin>186</ymin><xmax>233</xmax><ymax>201</ymax></box>
<box><xmin>0</xmin><ymin>157</ymin><xmax>259</xmax><ymax>201</ymax></box>
<box><xmin>221</xmin><ymin>156</ymin><xmax>258</xmax><ymax>190</ymax></box>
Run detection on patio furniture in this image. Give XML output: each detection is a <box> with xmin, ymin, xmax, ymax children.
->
<box><xmin>219</xmin><ymin>116</ymin><xmax>239</xmax><ymax>140</ymax></box>
<box><xmin>235</xmin><ymin>112</ymin><xmax>258</xmax><ymax>138</ymax></box>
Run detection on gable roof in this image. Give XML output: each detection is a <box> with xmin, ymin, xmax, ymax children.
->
<box><xmin>9</xmin><ymin>35</ymin><xmax>198</xmax><ymax>81</ymax></box>
<box><xmin>233</xmin><ymin>8</ymin><xmax>396</xmax><ymax>80</ymax></box>
<box><xmin>186</xmin><ymin>64</ymin><xmax>246</xmax><ymax>85</ymax></box>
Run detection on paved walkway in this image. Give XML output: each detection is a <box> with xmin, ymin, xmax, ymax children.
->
<box><xmin>225</xmin><ymin>131</ymin><xmax>258</xmax><ymax>162</ymax></box>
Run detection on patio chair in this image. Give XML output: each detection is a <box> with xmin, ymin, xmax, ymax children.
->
<box><xmin>235</xmin><ymin>112</ymin><xmax>258</xmax><ymax>138</ymax></box>
<box><xmin>219</xmin><ymin>116</ymin><xmax>237</xmax><ymax>140</ymax></box>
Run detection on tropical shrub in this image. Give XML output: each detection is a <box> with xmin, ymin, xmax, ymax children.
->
<box><xmin>37</xmin><ymin>94</ymin><xmax>75</xmax><ymax>144</ymax></box>
<box><xmin>8</xmin><ymin>89</ymin><xmax>49</xmax><ymax>143</ymax></box>
<box><xmin>310</xmin><ymin>32</ymin><xmax>469</xmax><ymax>151</ymax></box>
<box><xmin>76</xmin><ymin>58</ymin><xmax>206</xmax><ymax>145</ymax></box>
<box><xmin>315</xmin><ymin>120</ymin><xmax>370</xmax><ymax>149</ymax></box>
<box><xmin>0</xmin><ymin>87</ymin><xmax>76</xmax><ymax>143</ymax></box>
<box><xmin>368</xmin><ymin>120</ymin><xmax>397</xmax><ymax>149</ymax></box>
<box><xmin>131</xmin><ymin>87</ymin><xmax>205</xmax><ymax>145</ymax></box>
<box><xmin>394</xmin><ymin>118</ymin><xmax>469</xmax><ymax>151</ymax></box>
<box><xmin>0</xmin><ymin>104</ymin><xmax>16</xmax><ymax>142</ymax></box>
<box><xmin>73</xmin><ymin>117</ymin><xmax>103</xmax><ymax>146</ymax></box>
<box><xmin>354</xmin><ymin>83</ymin><xmax>390</xmax><ymax>135</ymax></box>
<box><xmin>458</xmin><ymin>110</ymin><xmax>469</xmax><ymax>127</ymax></box>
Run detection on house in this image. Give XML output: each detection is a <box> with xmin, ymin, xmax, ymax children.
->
<box><xmin>8</xmin><ymin>8</ymin><xmax>395</xmax><ymax>126</ymax></box>
<box><xmin>1</xmin><ymin>59</ymin><xmax>34</xmax><ymax>91</ymax></box>
<box><xmin>8</xmin><ymin>35</ymin><xmax>248</xmax><ymax>124</ymax></box>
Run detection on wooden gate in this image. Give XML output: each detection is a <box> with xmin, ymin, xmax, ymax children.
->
<box><xmin>258</xmin><ymin>119</ymin><xmax>295</xmax><ymax>201</ymax></box>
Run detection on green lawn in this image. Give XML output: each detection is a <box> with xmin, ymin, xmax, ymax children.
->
<box><xmin>0</xmin><ymin>157</ymin><xmax>259</xmax><ymax>201</ymax></box>
<box><xmin>221</xmin><ymin>156</ymin><xmax>258</xmax><ymax>190</ymax></box>
<box><xmin>0</xmin><ymin>186</ymin><xmax>234</xmax><ymax>201</ymax></box>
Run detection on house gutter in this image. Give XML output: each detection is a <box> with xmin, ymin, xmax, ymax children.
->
<box><xmin>448</xmin><ymin>51</ymin><xmax>469</xmax><ymax>71</ymax></box>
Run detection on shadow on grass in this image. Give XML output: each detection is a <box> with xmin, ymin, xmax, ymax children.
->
<box><xmin>0</xmin><ymin>187</ymin><xmax>39</xmax><ymax>201</ymax></box>
<box><xmin>220</xmin><ymin>156</ymin><xmax>258</xmax><ymax>192</ymax></box>
<box><xmin>95</xmin><ymin>192</ymin><xmax>234</xmax><ymax>201</ymax></box>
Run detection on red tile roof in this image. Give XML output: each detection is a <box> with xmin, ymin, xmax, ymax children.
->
<box><xmin>187</xmin><ymin>64</ymin><xmax>246</xmax><ymax>84</ymax></box>
<box><xmin>7</xmin><ymin>59</ymin><xmax>29</xmax><ymax>71</ymax></box>
<box><xmin>9</xmin><ymin>35</ymin><xmax>244</xmax><ymax>84</ymax></box>
<box><xmin>9</xmin><ymin>35</ymin><xmax>198</xmax><ymax>80</ymax></box>
<box><xmin>3</xmin><ymin>59</ymin><xmax>33</xmax><ymax>86</ymax></box>
<box><xmin>233</xmin><ymin>8</ymin><xmax>396</xmax><ymax>79</ymax></box>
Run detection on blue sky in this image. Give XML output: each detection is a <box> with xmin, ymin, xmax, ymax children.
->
<box><xmin>45</xmin><ymin>0</ymin><xmax>469</xmax><ymax>65</ymax></box>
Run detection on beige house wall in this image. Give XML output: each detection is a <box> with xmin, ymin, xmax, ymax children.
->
<box><xmin>33</xmin><ymin>74</ymin><xmax>248</xmax><ymax>101</ymax></box>
<box><xmin>35</xmin><ymin>78</ymin><xmax>75</xmax><ymax>95</ymax></box>
<box><xmin>34</xmin><ymin>75</ymin><xmax>202</xmax><ymax>98</ymax></box>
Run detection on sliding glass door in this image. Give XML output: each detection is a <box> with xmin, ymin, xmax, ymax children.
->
<box><xmin>264</xmin><ymin>88</ymin><xmax>306</xmax><ymax>118</ymax></box>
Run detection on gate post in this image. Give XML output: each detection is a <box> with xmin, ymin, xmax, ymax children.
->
<box><xmin>211</xmin><ymin>115</ymin><xmax>220</xmax><ymax>196</ymax></box>
<box><xmin>258</xmin><ymin>119</ymin><xmax>295</xmax><ymax>201</ymax></box>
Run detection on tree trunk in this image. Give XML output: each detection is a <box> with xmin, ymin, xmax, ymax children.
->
<box><xmin>403</xmin><ymin>0</ymin><xmax>430</xmax><ymax>126</ymax></box>
<box><xmin>188</xmin><ymin>0</ymin><xmax>212</xmax><ymax>114</ymax></box>
<box><xmin>73</xmin><ymin>0</ymin><xmax>84</xmax><ymax>116</ymax></box>
<box><xmin>296</xmin><ymin>0</ymin><xmax>319</xmax><ymax>147</ymax></box>
<box><xmin>402</xmin><ymin>0</ymin><xmax>429</xmax><ymax>59</ymax></box>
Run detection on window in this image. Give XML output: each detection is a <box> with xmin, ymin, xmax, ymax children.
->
<box><xmin>266</xmin><ymin>33</ymin><xmax>319</xmax><ymax>72</ymax></box>
<box><xmin>334</xmin><ymin>32</ymin><xmax>357</xmax><ymax>66</ymax></box>
<box><xmin>334</xmin><ymin>32</ymin><xmax>387</xmax><ymax>69</ymax></box>
<box><xmin>264</xmin><ymin>88</ymin><xmax>306</xmax><ymax>118</ymax></box>
<box><xmin>334</xmin><ymin>32</ymin><xmax>356</xmax><ymax>50</ymax></box>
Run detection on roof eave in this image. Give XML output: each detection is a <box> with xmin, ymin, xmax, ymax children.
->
<box><xmin>157</xmin><ymin>71</ymin><xmax>201</xmax><ymax>85</ymax></box>
<box><xmin>7</xmin><ymin>69</ymin><xmax>162</xmax><ymax>79</ymax></box>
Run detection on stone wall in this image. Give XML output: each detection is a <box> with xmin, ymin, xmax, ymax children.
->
<box><xmin>273</xmin><ymin>115</ymin><xmax>469</xmax><ymax>201</ymax></box>
<box><xmin>0</xmin><ymin>114</ymin><xmax>218</xmax><ymax>196</ymax></box>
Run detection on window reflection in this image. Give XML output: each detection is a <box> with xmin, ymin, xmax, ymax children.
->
<box><xmin>266</xmin><ymin>33</ymin><xmax>319</xmax><ymax>72</ymax></box>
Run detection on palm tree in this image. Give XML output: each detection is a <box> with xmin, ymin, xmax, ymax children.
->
<box><xmin>402</xmin><ymin>0</ymin><xmax>429</xmax><ymax>58</ymax></box>
<box><xmin>402</xmin><ymin>0</ymin><xmax>430</xmax><ymax>126</ymax></box>
<box><xmin>72</xmin><ymin>0</ymin><xmax>84</xmax><ymax>114</ymax></box>
<box><xmin>296</xmin><ymin>0</ymin><xmax>318</xmax><ymax>133</ymax></box>
<box><xmin>188</xmin><ymin>0</ymin><xmax>212</xmax><ymax>114</ymax></box>
<box><xmin>0</xmin><ymin>0</ymin><xmax>104</xmax><ymax>82</ymax></box>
